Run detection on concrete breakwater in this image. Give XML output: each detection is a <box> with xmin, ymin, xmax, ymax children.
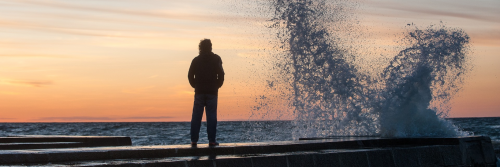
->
<box><xmin>0</xmin><ymin>136</ymin><xmax>497</xmax><ymax>166</ymax></box>
<box><xmin>0</xmin><ymin>135</ymin><xmax>132</xmax><ymax>150</ymax></box>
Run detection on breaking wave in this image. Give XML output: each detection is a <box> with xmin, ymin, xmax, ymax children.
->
<box><xmin>247</xmin><ymin>0</ymin><xmax>472</xmax><ymax>139</ymax></box>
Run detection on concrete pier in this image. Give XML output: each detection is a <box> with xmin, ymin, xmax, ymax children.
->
<box><xmin>0</xmin><ymin>136</ymin><xmax>497</xmax><ymax>166</ymax></box>
<box><xmin>0</xmin><ymin>135</ymin><xmax>132</xmax><ymax>150</ymax></box>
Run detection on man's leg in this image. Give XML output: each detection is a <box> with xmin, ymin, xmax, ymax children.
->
<box><xmin>205</xmin><ymin>94</ymin><xmax>218</xmax><ymax>143</ymax></box>
<box><xmin>190</xmin><ymin>94</ymin><xmax>205</xmax><ymax>143</ymax></box>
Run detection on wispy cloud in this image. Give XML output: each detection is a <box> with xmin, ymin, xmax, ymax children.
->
<box><xmin>469</xmin><ymin>29</ymin><xmax>500</xmax><ymax>46</ymax></box>
<box><xmin>364</xmin><ymin>1</ymin><xmax>500</xmax><ymax>24</ymax></box>
<box><xmin>35</xmin><ymin>116</ymin><xmax>175</xmax><ymax>121</ymax></box>
<box><xmin>0</xmin><ymin>53</ymin><xmax>68</xmax><ymax>58</ymax></box>
<box><xmin>123</xmin><ymin>116</ymin><xmax>174</xmax><ymax>119</ymax></box>
<box><xmin>18</xmin><ymin>0</ymin><xmax>222</xmax><ymax>22</ymax></box>
<box><xmin>122</xmin><ymin>86</ymin><xmax>156</xmax><ymax>94</ymax></box>
<box><xmin>36</xmin><ymin>117</ymin><xmax>114</xmax><ymax>121</ymax></box>
<box><xmin>0</xmin><ymin>1</ymin><xmax>266</xmax><ymax>40</ymax></box>
<box><xmin>0</xmin><ymin>91</ymin><xmax>19</xmax><ymax>95</ymax></box>
<box><xmin>2</xmin><ymin>79</ymin><xmax>53</xmax><ymax>87</ymax></box>
<box><xmin>0</xmin><ymin>19</ymin><xmax>147</xmax><ymax>38</ymax></box>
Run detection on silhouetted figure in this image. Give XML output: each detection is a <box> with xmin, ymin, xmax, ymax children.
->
<box><xmin>188</xmin><ymin>39</ymin><xmax>224</xmax><ymax>147</ymax></box>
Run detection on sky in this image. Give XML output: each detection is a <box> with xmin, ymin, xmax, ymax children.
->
<box><xmin>0</xmin><ymin>0</ymin><xmax>498</xmax><ymax>122</ymax></box>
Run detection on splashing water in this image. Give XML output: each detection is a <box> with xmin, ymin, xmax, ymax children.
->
<box><xmin>250</xmin><ymin>0</ymin><xmax>472</xmax><ymax>139</ymax></box>
<box><xmin>266</xmin><ymin>0</ymin><xmax>377</xmax><ymax>138</ymax></box>
<box><xmin>378</xmin><ymin>25</ymin><xmax>471</xmax><ymax>137</ymax></box>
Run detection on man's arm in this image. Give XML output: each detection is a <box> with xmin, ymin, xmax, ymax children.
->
<box><xmin>188</xmin><ymin>59</ymin><xmax>196</xmax><ymax>88</ymax></box>
<box><xmin>217</xmin><ymin>57</ymin><xmax>225</xmax><ymax>88</ymax></box>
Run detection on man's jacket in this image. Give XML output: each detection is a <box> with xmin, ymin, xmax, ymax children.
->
<box><xmin>188</xmin><ymin>53</ymin><xmax>225</xmax><ymax>95</ymax></box>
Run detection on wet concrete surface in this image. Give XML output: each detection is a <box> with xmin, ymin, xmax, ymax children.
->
<box><xmin>0</xmin><ymin>136</ymin><xmax>497</xmax><ymax>166</ymax></box>
<box><xmin>0</xmin><ymin>135</ymin><xmax>131</xmax><ymax>150</ymax></box>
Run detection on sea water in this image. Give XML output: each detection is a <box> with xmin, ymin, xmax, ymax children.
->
<box><xmin>0</xmin><ymin>118</ymin><xmax>498</xmax><ymax>146</ymax></box>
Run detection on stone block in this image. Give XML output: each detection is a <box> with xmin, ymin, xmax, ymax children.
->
<box><xmin>233</xmin><ymin>146</ymin><xmax>263</xmax><ymax>155</ymax></box>
<box><xmin>262</xmin><ymin>144</ymin><xmax>297</xmax><ymax>154</ymax></box>
<box><xmin>301</xmin><ymin>142</ymin><xmax>330</xmax><ymax>151</ymax></box>
<box><xmin>211</xmin><ymin>147</ymin><xmax>234</xmax><ymax>155</ymax></box>
<box><xmin>481</xmin><ymin>138</ymin><xmax>497</xmax><ymax>165</ymax></box>
<box><xmin>144</xmin><ymin>161</ymin><xmax>187</xmax><ymax>167</ymax></box>
<box><xmin>0</xmin><ymin>153</ymin><xmax>49</xmax><ymax>164</ymax></box>
<box><xmin>175</xmin><ymin>147</ymin><xmax>203</xmax><ymax>156</ymax></box>
<box><xmin>392</xmin><ymin>147</ymin><xmax>420</xmax><ymax>167</ymax></box>
<box><xmin>186</xmin><ymin>159</ymin><xmax>214</xmax><ymax>167</ymax></box>
<box><xmin>215</xmin><ymin>157</ymin><xmax>253</xmax><ymax>167</ymax></box>
<box><xmin>313</xmin><ymin>152</ymin><xmax>341</xmax><ymax>167</ymax></box>
<box><xmin>366</xmin><ymin>149</ymin><xmax>395</xmax><ymax>167</ymax></box>
<box><xmin>108</xmin><ymin>150</ymin><xmax>142</xmax><ymax>159</ymax></box>
<box><xmin>251</xmin><ymin>155</ymin><xmax>288</xmax><ymax>167</ymax></box>
<box><xmin>338</xmin><ymin>151</ymin><xmax>369</xmax><ymax>167</ymax></box>
<box><xmin>287</xmin><ymin>154</ymin><xmax>315</xmax><ymax>167</ymax></box>
<box><xmin>462</xmin><ymin>140</ymin><xmax>487</xmax><ymax>165</ymax></box>
<box><xmin>0</xmin><ymin>136</ymin><xmax>132</xmax><ymax>149</ymax></box>
<box><xmin>417</xmin><ymin>146</ymin><xmax>444</xmax><ymax>166</ymax></box>
<box><xmin>439</xmin><ymin>145</ymin><xmax>463</xmax><ymax>166</ymax></box>
<box><xmin>333</xmin><ymin>141</ymin><xmax>360</xmax><ymax>149</ymax></box>
<box><xmin>138</xmin><ymin>149</ymin><xmax>177</xmax><ymax>158</ymax></box>
<box><xmin>48</xmin><ymin>151</ymin><xmax>109</xmax><ymax>162</ymax></box>
<box><xmin>92</xmin><ymin>163</ymin><xmax>142</xmax><ymax>167</ymax></box>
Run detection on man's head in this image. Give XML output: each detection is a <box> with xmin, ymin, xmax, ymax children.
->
<box><xmin>199</xmin><ymin>39</ymin><xmax>212</xmax><ymax>55</ymax></box>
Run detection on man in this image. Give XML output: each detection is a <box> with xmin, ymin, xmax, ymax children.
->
<box><xmin>188</xmin><ymin>39</ymin><xmax>224</xmax><ymax>147</ymax></box>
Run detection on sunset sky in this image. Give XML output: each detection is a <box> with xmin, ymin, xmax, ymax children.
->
<box><xmin>0</xmin><ymin>0</ymin><xmax>499</xmax><ymax>122</ymax></box>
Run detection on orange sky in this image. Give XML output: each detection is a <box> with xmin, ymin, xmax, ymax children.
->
<box><xmin>0</xmin><ymin>0</ymin><xmax>499</xmax><ymax>122</ymax></box>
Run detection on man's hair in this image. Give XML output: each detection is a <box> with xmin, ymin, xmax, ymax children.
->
<box><xmin>199</xmin><ymin>39</ymin><xmax>212</xmax><ymax>55</ymax></box>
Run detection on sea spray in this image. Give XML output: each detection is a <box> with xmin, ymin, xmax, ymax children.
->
<box><xmin>239</xmin><ymin>0</ymin><xmax>472</xmax><ymax>140</ymax></box>
<box><xmin>378</xmin><ymin>25</ymin><xmax>472</xmax><ymax>137</ymax></box>
<box><xmin>265</xmin><ymin>0</ymin><xmax>378</xmax><ymax>139</ymax></box>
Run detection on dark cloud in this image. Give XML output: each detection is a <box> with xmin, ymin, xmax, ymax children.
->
<box><xmin>7</xmin><ymin>80</ymin><xmax>53</xmax><ymax>87</ymax></box>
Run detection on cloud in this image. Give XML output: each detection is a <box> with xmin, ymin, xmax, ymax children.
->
<box><xmin>19</xmin><ymin>0</ymin><xmax>223</xmax><ymax>22</ymax></box>
<box><xmin>0</xmin><ymin>19</ymin><xmax>146</xmax><ymax>38</ymax></box>
<box><xmin>0</xmin><ymin>1</ymin><xmax>266</xmax><ymax>40</ymax></box>
<box><xmin>34</xmin><ymin>116</ymin><xmax>175</xmax><ymax>121</ymax></box>
<box><xmin>16</xmin><ymin>0</ymin><xmax>266</xmax><ymax>25</ymax></box>
<box><xmin>0</xmin><ymin>53</ymin><xmax>68</xmax><ymax>58</ymax></box>
<box><xmin>0</xmin><ymin>91</ymin><xmax>20</xmax><ymax>95</ymax></box>
<box><xmin>123</xmin><ymin>116</ymin><xmax>174</xmax><ymax>119</ymax></box>
<box><xmin>121</xmin><ymin>86</ymin><xmax>155</xmax><ymax>94</ymax></box>
<box><xmin>469</xmin><ymin>29</ymin><xmax>500</xmax><ymax>46</ymax></box>
<box><xmin>36</xmin><ymin>117</ymin><xmax>114</xmax><ymax>121</ymax></box>
<box><xmin>364</xmin><ymin>1</ymin><xmax>500</xmax><ymax>24</ymax></box>
<box><xmin>30</xmin><ymin>12</ymin><xmax>194</xmax><ymax>32</ymax></box>
<box><xmin>3</xmin><ymin>79</ymin><xmax>53</xmax><ymax>87</ymax></box>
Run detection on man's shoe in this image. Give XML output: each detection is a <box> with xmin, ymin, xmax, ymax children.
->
<box><xmin>208</xmin><ymin>142</ymin><xmax>219</xmax><ymax>146</ymax></box>
<box><xmin>191</xmin><ymin>142</ymin><xmax>197</xmax><ymax>147</ymax></box>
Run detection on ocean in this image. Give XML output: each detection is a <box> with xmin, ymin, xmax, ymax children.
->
<box><xmin>0</xmin><ymin>117</ymin><xmax>498</xmax><ymax>146</ymax></box>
